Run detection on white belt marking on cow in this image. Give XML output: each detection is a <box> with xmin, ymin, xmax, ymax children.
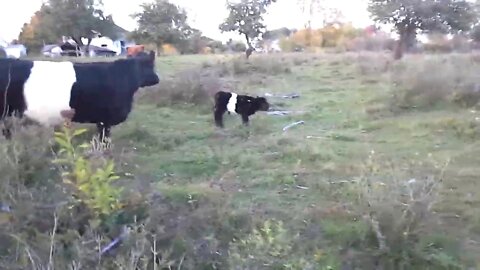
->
<box><xmin>226</xmin><ymin>93</ymin><xmax>237</xmax><ymax>114</ymax></box>
<box><xmin>23</xmin><ymin>61</ymin><xmax>77</xmax><ymax>126</ymax></box>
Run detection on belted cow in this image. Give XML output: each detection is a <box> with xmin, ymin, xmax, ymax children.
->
<box><xmin>0</xmin><ymin>51</ymin><xmax>160</xmax><ymax>139</ymax></box>
<box><xmin>213</xmin><ymin>90</ymin><xmax>270</xmax><ymax>128</ymax></box>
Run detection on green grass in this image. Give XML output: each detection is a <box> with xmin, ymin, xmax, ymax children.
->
<box><xmin>106</xmin><ymin>52</ymin><xmax>480</xmax><ymax>267</ymax></box>
<box><xmin>6</xmin><ymin>52</ymin><xmax>480</xmax><ymax>268</ymax></box>
<box><xmin>147</xmin><ymin>53</ymin><xmax>478</xmax><ymax>266</ymax></box>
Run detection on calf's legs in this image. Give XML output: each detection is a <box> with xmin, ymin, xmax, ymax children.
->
<box><xmin>214</xmin><ymin>108</ymin><xmax>226</xmax><ymax>128</ymax></box>
<box><xmin>214</xmin><ymin>109</ymin><xmax>253</xmax><ymax>128</ymax></box>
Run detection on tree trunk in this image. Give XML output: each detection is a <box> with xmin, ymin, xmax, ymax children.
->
<box><xmin>244</xmin><ymin>34</ymin><xmax>254</xmax><ymax>60</ymax></box>
<box><xmin>393</xmin><ymin>37</ymin><xmax>405</xmax><ymax>60</ymax></box>
<box><xmin>85</xmin><ymin>38</ymin><xmax>92</xmax><ymax>57</ymax></box>
<box><xmin>156</xmin><ymin>44</ymin><xmax>163</xmax><ymax>56</ymax></box>
<box><xmin>393</xmin><ymin>25</ymin><xmax>416</xmax><ymax>60</ymax></box>
<box><xmin>71</xmin><ymin>36</ymin><xmax>84</xmax><ymax>57</ymax></box>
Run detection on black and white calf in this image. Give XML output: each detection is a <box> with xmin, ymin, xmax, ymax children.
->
<box><xmin>0</xmin><ymin>51</ymin><xmax>160</xmax><ymax>139</ymax></box>
<box><xmin>213</xmin><ymin>91</ymin><xmax>270</xmax><ymax>128</ymax></box>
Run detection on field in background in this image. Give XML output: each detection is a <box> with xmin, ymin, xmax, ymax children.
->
<box><xmin>3</xmin><ymin>51</ymin><xmax>480</xmax><ymax>269</ymax></box>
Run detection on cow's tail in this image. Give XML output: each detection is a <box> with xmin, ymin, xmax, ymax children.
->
<box><xmin>1</xmin><ymin>63</ymin><xmax>12</xmax><ymax>119</ymax></box>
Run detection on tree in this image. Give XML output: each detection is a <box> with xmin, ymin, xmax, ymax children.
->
<box><xmin>368</xmin><ymin>0</ymin><xmax>478</xmax><ymax>59</ymax></box>
<box><xmin>227</xmin><ymin>39</ymin><xmax>248</xmax><ymax>52</ymax></box>
<box><xmin>219</xmin><ymin>0</ymin><xmax>277</xmax><ymax>59</ymax></box>
<box><xmin>131</xmin><ymin>0</ymin><xmax>194</xmax><ymax>55</ymax></box>
<box><xmin>209</xmin><ymin>40</ymin><xmax>228</xmax><ymax>53</ymax></box>
<box><xmin>18</xmin><ymin>0</ymin><xmax>118</xmax><ymax>54</ymax></box>
<box><xmin>471</xmin><ymin>24</ymin><xmax>480</xmax><ymax>43</ymax></box>
<box><xmin>296</xmin><ymin>0</ymin><xmax>346</xmax><ymax>50</ymax></box>
<box><xmin>48</xmin><ymin>0</ymin><xmax>117</xmax><ymax>54</ymax></box>
<box><xmin>18</xmin><ymin>6</ymin><xmax>58</xmax><ymax>52</ymax></box>
<box><xmin>297</xmin><ymin>0</ymin><xmax>324</xmax><ymax>29</ymax></box>
<box><xmin>175</xmin><ymin>29</ymin><xmax>218</xmax><ymax>54</ymax></box>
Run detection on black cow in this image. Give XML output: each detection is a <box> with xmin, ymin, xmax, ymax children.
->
<box><xmin>0</xmin><ymin>51</ymin><xmax>160</xmax><ymax>140</ymax></box>
<box><xmin>213</xmin><ymin>90</ymin><xmax>270</xmax><ymax>128</ymax></box>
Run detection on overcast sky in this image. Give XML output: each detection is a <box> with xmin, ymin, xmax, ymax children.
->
<box><xmin>0</xmin><ymin>0</ymin><xmax>373</xmax><ymax>42</ymax></box>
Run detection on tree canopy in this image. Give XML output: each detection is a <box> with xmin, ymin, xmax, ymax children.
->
<box><xmin>131</xmin><ymin>0</ymin><xmax>194</xmax><ymax>54</ymax></box>
<box><xmin>18</xmin><ymin>7</ymin><xmax>58</xmax><ymax>52</ymax></box>
<box><xmin>368</xmin><ymin>0</ymin><xmax>478</xmax><ymax>59</ymax></box>
<box><xmin>219</xmin><ymin>0</ymin><xmax>277</xmax><ymax>57</ymax></box>
<box><xmin>18</xmin><ymin>0</ymin><xmax>119</xmax><ymax>53</ymax></box>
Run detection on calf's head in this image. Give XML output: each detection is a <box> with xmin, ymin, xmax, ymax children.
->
<box><xmin>253</xmin><ymin>96</ymin><xmax>270</xmax><ymax>111</ymax></box>
<box><xmin>130</xmin><ymin>51</ymin><xmax>160</xmax><ymax>87</ymax></box>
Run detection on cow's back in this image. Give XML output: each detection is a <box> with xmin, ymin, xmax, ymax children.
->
<box><xmin>70</xmin><ymin>59</ymin><xmax>140</xmax><ymax>125</ymax></box>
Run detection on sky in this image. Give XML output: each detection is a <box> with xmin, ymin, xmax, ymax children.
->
<box><xmin>0</xmin><ymin>0</ymin><xmax>373</xmax><ymax>43</ymax></box>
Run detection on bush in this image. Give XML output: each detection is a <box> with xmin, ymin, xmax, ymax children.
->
<box><xmin>0</xmin><ymin>123</ymin><xmax>261</xmax><ymax>269</ymax></box>
<box><xmin>217</xmin><ymin>56</ymin><xmax>293</xmax><ymax>76</ymax></box>
<box><xmin>228</xmin><ymin>40</ymin><xmax>247</xmax><ymax>52</ymax></box>
<box><xmin>344</xmin><ymin>152</ymin><xmax>465</xmax><ymax>269</ymax></box>
<box><xmin>450</xmin><ymin>35</ymin><xmax>472</xmax><ymax>53</ymax></box>
<box><xmin>356</xmin><ymin>53</ymin><xmax>392</xmax><ymax>76</ymax></box>
<box><xmin>390</xmin><ymin>55</ymin><xmax>480</xmax><ymax>110</ymax></box>
<box><xmin>53</xmin><ymin>127</ymin><xmax>122</xmax><ymax>217</ymax></box>
<box><xmin>423</xmin><ymin>42</ymin><xmax>453</xmax><ymax>54</ymax></box>
<box><xmin>346</xmin><ymin>35</ymin><xmax>396</xmax><ymax>52</ymax></box>
<box><xmin>138</xmin><ymin>69</ymin><xmax>223</xmax><ymax>108</ymax></box>
<box><xmin>279</xmin><ymin>37</ymin><xmax>304</xmax><ymax>52</ymax></box>
<box><xmin>209</xmin><ymin>41</ymin><xmax>228</xmax><ymax>53</ymax></box>
<box><xmin>228</xmin><ymin>219</ymin><xmax>321</xmax><ymax>269</ymax></box>
<box><xmin>0</xmin><ymin>124</ymin><xmax>132</xmax><ymax>269</ymax></box>
<box><xmin>423</xmin><ymin>34</ymin><xmax>472</xmax><ymax>54</ymax></box>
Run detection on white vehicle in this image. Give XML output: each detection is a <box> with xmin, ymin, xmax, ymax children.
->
<box><xmin>3</xmin><ymin>44</ymin><xmax>27</xmax><ymax>59</ymax></box>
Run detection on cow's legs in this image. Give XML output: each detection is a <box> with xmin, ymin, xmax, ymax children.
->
<box><xmin>241</xmin><ymin>114</ymin><xmax>250</xmax><ymax>126</ymax></box>
<box><xmin>96</xmin><ymin>122</ymin><xmax>111</xmax><ymax>142</ymax></box>
<box><xmin>214</xmin><ymin>108</ymin><xmax>226</xmax><ymax>128</ymax></box>
<box><xmin>2</xmin><ymin>127</ymin><xmax>11</xmax><ymax>139</ymax></box>
<box><xmin>1</xmin><ymin>116</ymin><xmax>15</xmax><ymax>140</ymax></box>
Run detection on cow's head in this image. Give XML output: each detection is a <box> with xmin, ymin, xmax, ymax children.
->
<box><xmin>129</xmin><ymin>50</ymin><xmax>160</xmax><ymax>87</ymax></box>
<box><xmin>253</xmin><ymin>96</ymin><xmax>270</xmax><ymax>111</ymax></box>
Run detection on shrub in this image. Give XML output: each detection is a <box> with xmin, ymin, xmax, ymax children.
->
<box><xmin>138</xmin><ymin>69</ymin><xmax>223</xmax><ymax>108</ymax></box>
<box><xmin>356</xmin><ymin>53</ymin><xmax>392</xmax><ymax>76</ymax></box>
<box><xmin>423</xmin><ymin>34</ymin><xmax>472</xmax><ymax>54</ymax></box>
<box><xmin>423</xmin><ymin>42</ymin><xmax>453</xmax><ymax>54</ymax></box>
<box><xmin>0</xmin><ymin>124</ymin><xmax>260</xmax><ymax>269</ymax></box>
<box><xmin>346</xmin><ymin>35</ymin><xmax>396</xmax><ymax>52</ymax></box>
<box><xmin>0</xmin><ymin>124</ymin><xmax>133</xmax><ymax>269</ymax></box>
<box><xmin>345</xmin><ymin>152</ymin><xmax>465</xmax><ymax>269</ymax></box>
<box><xmin>228</xmin><ymin>40</ymin><xmax>247</xmax><ymax>52</ymax></box>
<box><xmin>390</xmin><ymin>55</ymin><xmax>480</xmax><ymax>110</ymax></box>
<box><xmin>279</xmin><ymin>37</ymin><xmax>304</xmax><ymax>52</ymax></box>
<box><xmin>450</xmin><ymin>35</ymin><xmax>471</xmax><ymax>53</ymax></box>
<box><xmin>228</xmin><ymin>219</ymin><xmax>321</xmax><ymax>270</ymax></box>
<box><xmin>217</xmin><ymin>56</ymin><xmax>293</xmax><ymax>76</ymax></box>
<box><xmin>53</xmin><ymin>127</ymin><xmax>122</xmax><ymax>217</ymax></box>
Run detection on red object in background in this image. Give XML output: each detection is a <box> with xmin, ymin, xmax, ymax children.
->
<box><xmin>127</xmin><ymin>45</ymin><xmax>145</xmax><ymax>56</ymax></box>
<box><xmin>364</xmin><ymin>25</ymin><xmax>377</xmax><ymax>37</ymax></box>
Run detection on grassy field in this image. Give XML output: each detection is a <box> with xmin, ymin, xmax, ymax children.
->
<box><xmin>3</xmin><ymin>51</ymin><xmax>480</xmax><ymax>269</ymax></box>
